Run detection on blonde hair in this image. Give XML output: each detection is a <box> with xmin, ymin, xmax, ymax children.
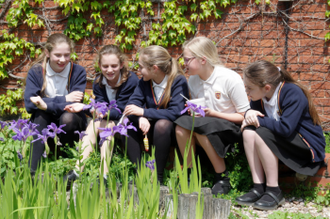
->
<box><xmin>244</xmin><ymin>60</ymin><xmax>321</xmax><ymax>125</ymax></box>
<box><xmin>139</xmin><ymin>45</ymin><xmax>184</xmax><ymax>108</ymax></box>
<box><xmin>28</xmin><ymin>33</ymin><xmax>75</xmax><ymax>96</ymax></box>
<box><xmin>94</xmin><ymin>45</ymin><xmax>130</xmax><ymax>89</ymax></box>
<box><xmin>182</xmin><ymin>36</ymin><xmax>223</xmax><ymax>67</ymax></box>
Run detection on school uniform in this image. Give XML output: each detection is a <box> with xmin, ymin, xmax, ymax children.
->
<box><xmin>175</xmin><ymin>66</ymin><xmax>250</xmax><ymax>158</ymax></box>
<box><xmin>24</xmin><ymin>62</ymin><xmax>87</xmax><ymax>172</ymax></box>
<box><xmin>92</xmin><ymin>72</ymin><xmax>139</xmax><ymax>121</ymax></box>
<box><xmin>125</xmin><ymin>74</ymin><xmax>189</xmax><ymax>182</ymax></box>
<box><xmin>249</xmin><ymin>82</ymin><xmax>326</xmax><ymax>176</ymax></box>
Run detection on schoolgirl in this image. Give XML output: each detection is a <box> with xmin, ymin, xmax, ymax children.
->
<box><xmin>174</xmin><ymin>37</ymin><xmax>250</xmax><ymax>195</ymax></box>
<box><xmin>63</xmin><ymin>45</ymin><xmax>139</xmax><ymax>184</ymax></box>
<box><xmin>24</xmin><ymin>33</ymin><xmax>87</xmax><ymax>174</ymax></box>
<box><xmin>236</xmin><ymin>60</ymin><xmax>325</xmax><ymax>210</ymax></box>
<box><xmin>123</xmin><ymin>45</ymin><xmax>189</xmax><ymax>184</ymax></box>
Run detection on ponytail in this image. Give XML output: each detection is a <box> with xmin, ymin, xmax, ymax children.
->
<box><xmin>139</xmin><ymin>45</ymin><xmax>184</xmax><ymax>108</ymax></box>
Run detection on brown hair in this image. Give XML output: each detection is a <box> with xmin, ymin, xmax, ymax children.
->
<box><xmin>243</xmin><ymin>60</ymin><xmax>321</xmax><ymax>125</ymax></box>
<box><xmin>94</xmin><ymin>45</ymin><xmax>130</xmax><ymax>89</ymax></box>
<box><xmin>139</xmin><ymin>45</ymin><xmax>184</xmax><ymax>108</ymax></box>
<box><xmin>28</xmin><ymin>33</ymin><xmax>75</xmax><ymax>96</ymax></box>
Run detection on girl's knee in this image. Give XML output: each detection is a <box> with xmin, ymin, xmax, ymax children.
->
<box><xmin>242</xmin><ymin>129</ymin><xmax>257</xmax><ymax>140</ymax></box>
<box><xmin>175</xmin><ymin>125</ymin><xmax>189</xmax><ymax>136</ymax></box>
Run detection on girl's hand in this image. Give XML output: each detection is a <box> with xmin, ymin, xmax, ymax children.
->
<box><xmin>139</xmin><ymin>117</ymin><xmax>150</xmax><ymax>135</ymax></box>
<box><xmin>64</xmin><ymin>103</ymin><xmax>85</xmax><ymax>113</ymax></box>
<box><xmin>30</xmin><ymin>96</ymin><xmax>47</xmax><ymax>110</ymax></box>
<box><xmin>244</xmin><ymin>109</ymin><xmax>264</xmax><ymax>128</ymax></box>
<box><xmin>241</xmin><ymin>119</ymin><xmax>249</xmax><ymax>131</ymax></box>
<box><xmin>65</xmin><ymin>91</ymin><xmax>83</xmax><ymax>102</ymax></box>
<box><xmin>203</xmin><ymin>108</ymin><xmax>214</xmax><ymax>117</ymax></box>
<box><xmin>124</xmin><ymin>104</ymin><xmax>144</xmax><ymax>117</ymax></box>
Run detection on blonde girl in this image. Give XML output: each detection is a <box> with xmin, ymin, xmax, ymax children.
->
<box><xmin>175</xmin><ymin>37</ymin><xmax>250</xmax><ymax>195</ymax></box>
<box><xmin>235</xmin><ymin>60</ymin><xmax>325</xmax><ymax>210</ymax></box>
<box><xmin>123</xmin><ymin>45</ymin><xmax>189</xmax><ymax>184</ymax></box>
<box><xmin>24</xmin><ymin>33</ymin><xmax>87</xmax><ymax>174</ymax></box>
<box><xmin>63</xmin><ymin>45</ymin><xmax>139</xmax><ymax>185</ymax></box>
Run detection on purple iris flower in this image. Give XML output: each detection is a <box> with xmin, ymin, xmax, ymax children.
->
<box><xmin>0</xmin><ymin>120</ymin><xmax>7</xmax><ymax>129</ymax></box>
<box><xmin>8</xmin><ymin>119</ymin><xmax>29</xmax><ymax>130</ymax></box>
<box><xmin>107</xmin><ymin>100</ymin><xmax>121</xmax><ymax>114</ymax></box>
<box><xmin>181</xmin><ymin>101</ymin><xmax>206</xmax><ymax>117</ymax></box>
<box><xmin>32</xmin><ymin>128</ymin><xmax>55</xmax><ymax>144</ymax></box>
<box><xmin>0</xmin><ymin>137</ymin><xmax>4</xmax><ymax>141</ymax></box>
<box><xmin>74</xmin><ymin>130</ymin><xmax>87</xmax><ymax>140</ymax></box>
<box><xmin>47</xmin><ymin>123</ymin><xmax>66</xmax><ymax>135</ymax></box>
<box><xmin>12</xmin><ymin>125</ymin><xmax>34</xmax><ymax>142</ymax></box>
<box><xmin>117</xmin><ymin>118</ymin><xmax>137</xmax><ymax>137</ymax></box>
<box><xmin>98</xmin><ymin>126</ymin><xmax>119</xmax><ymax>146</ymax></box>
<box><xmin>146</xmin><ymin>160</ymin><xmax>155</xmax><ymax>171</ymax></box>
<box><xmin>17</xmin><ymin>151</ymin><xmax>23</xmax><ymax>160</ymax></box>
<box><xmin>26</xmin><ymin>122</ymin><xmax>39</xmax><ymax>135</ymax></box>
<box><xmin>83</xmin><ymin>98</ymin><xmax>107</xmax><ymax>112</ymax></box>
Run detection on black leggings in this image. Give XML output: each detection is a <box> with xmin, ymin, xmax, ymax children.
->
<box><xmin>29</xmin><ymin>110</ymin><xmax>86</xmax><ymax>172</ymax></box>
<box><xmin>123</xmin><ymin>119</ymin><xmax>175</xmax><ymax>183</ymax></box>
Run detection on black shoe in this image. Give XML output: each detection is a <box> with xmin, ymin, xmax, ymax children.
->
<box><xmin>235</xmin><ymin>188</ymin><xmax>263</xmax><ymax>206</ymax></box>
<box><xmin>253</xmin><ymin>191</ymin><xmax>285</xmax><ymax>210</ymax></box>
<box><xmin>63</xmin><ymin>170</ymin><xmax>78</xmax><ymax>189</ymax></box>
<box><xmin>211</xmin><ymin>179</ymin><xmax>231</xmax><ymax>195</ymax></box>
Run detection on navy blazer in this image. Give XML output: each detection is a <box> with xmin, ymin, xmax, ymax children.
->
<box><xmin>251</xmin><ymin>82</ymin><xmax>325</xmax><ymax>163</ymax></box>
<box><xmin>92</xmin><ymin>72</ymin><xmax>139</xmax><ymax>120</ymax></box>
<box><xmin>24</xmin><ymin>63</ymin><xmax>87</xmax><ymax>119</ymax></box>
<box><xmin>127</xmin><ymin>74</ymin><xmax>189</xmax><ymax>122</ymax></box>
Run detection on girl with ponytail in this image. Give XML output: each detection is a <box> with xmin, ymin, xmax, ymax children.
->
<box><xmin>236</xmin><ymin>60</ymin><xmax>325</xmax><ymax>210</ymax></box>
<box><xmin>24</xmin><ymin>33</ymin><xmax>87</xmax><ymax>174</ymax></box>
<box><xmin>123</xmin><ymin>45</ymin><xmax>189</xmax><ymax>184</ymax></box>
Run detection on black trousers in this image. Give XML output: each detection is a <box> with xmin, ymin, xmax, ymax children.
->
<box><xmin>29</xmin><ymin>110</ymin><xmax>86</xmax><ymax>172</ymax></box>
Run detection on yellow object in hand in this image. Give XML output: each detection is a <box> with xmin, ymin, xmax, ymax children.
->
<box><xmin>143</xmin><ymin>135</ymin><xmax>149</xmax><ymax>152</ymax></box>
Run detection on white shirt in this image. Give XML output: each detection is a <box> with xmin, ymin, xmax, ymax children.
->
<box><xmin>44</xmin><ymin>62</ymin><xmax>71</xmax><ymax>98</ymax></box>
<box><xmin>262</xmin><ymin>82</ymin><xmax>282</xmax><ymax>121</ymax></box>
<box><xmin>188</xmin><ymin>66</ymin><xmax>250</xmax><ymax>113</ymax></box>
<box><xmin>101</xmin><ymin>74</ymin><xmax>121</xmax><ymax>101</ymax></box>
<box><xmin>152</xmin><ymin>75</ymin><xmax>168</xmax><ymax>102</ymax></box>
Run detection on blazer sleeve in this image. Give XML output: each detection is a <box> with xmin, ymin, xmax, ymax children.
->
<box><xmin>257</xmin><ymin>85</ymin><xmax>308</xmax><ymax>138</ymax></box>
<box><xmin>143</xmin><ymin>75</ymin><xmax>189</xmax><ymax>121</ymax></box>
<box><xmin>24</xmin><ymin>67</ymin><xmax>43</xmax><ymax>114</ymax></box>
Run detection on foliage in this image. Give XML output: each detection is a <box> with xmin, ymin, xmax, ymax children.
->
<box><xmin>225</xmin><ymin>143</ymin><xmax>253</xmax><ymax>192</ymax></box>
<box><xmin>268</xmin><ymin>211</ymin><xmax>327</xmax><ymax>219</ymax></box>
<box><xmin>323</xmin><ymin>132</ymin><xmax>330</xmax><ymax>153</ymax></box>
<box><xmin>326</xmin><ymin>0</ymin><xmax>330</xmax><ymax>49</ymax></box>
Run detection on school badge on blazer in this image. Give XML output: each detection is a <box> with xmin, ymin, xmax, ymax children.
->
<box><xmin>215</xmin><ymin>91</ymin><xmax>221</xmax><ymax>99</ymax></box>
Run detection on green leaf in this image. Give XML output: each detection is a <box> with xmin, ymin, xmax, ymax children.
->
<box><xmin>190</xmin><ymin>13</ymin><xmax>198</xmax><ymax>21</ymax></box>
<box><xmin>325</xmin><ymin>32</ymin><xmax>330</xmax><ymax>41</ymax></box>
<box><xmin>15</xmin><ymin>48</ymin><xmax>23</xmax><ymax>56</ymax></box>
<box><xmin>190</xmin><ymin>3</ymin><xmax>197</xmax><ymax>12</ymax></box>
<box><xmin>168</xmin><ymin>30</ymin><xmax>176</xmax><ymax>39</ymax></box>
<box><xmin>115</xmin><ymin>34</ymin><xmax>123</xmax><ymax>43</ymax></box>
<box><xmin>214</xmin><ymin>9</ymin><xmax>223</xmax><ymax>19</ymax></box>
<box><xmin>326</xmin><ymin>10</ymin><xmax>330</xmax><ymax>18</ymax></box>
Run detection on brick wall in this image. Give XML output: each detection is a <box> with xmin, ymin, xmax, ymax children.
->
<box><xmin>1</xmin><ymin>0</ymin><xmax>330</xmax><ymax>128</ymax></box>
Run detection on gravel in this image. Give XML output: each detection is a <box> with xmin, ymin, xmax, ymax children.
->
<box><xmin>231</xmin><ymin>197</ymin><xmax>330</xmax><ymax>218</ymax></box>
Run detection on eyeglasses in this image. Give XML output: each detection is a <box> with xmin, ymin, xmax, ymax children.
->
<box><xmin>183</xmin><ymin>57</ymin><xmax>195</xmax><ymax>65</ymax></box>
